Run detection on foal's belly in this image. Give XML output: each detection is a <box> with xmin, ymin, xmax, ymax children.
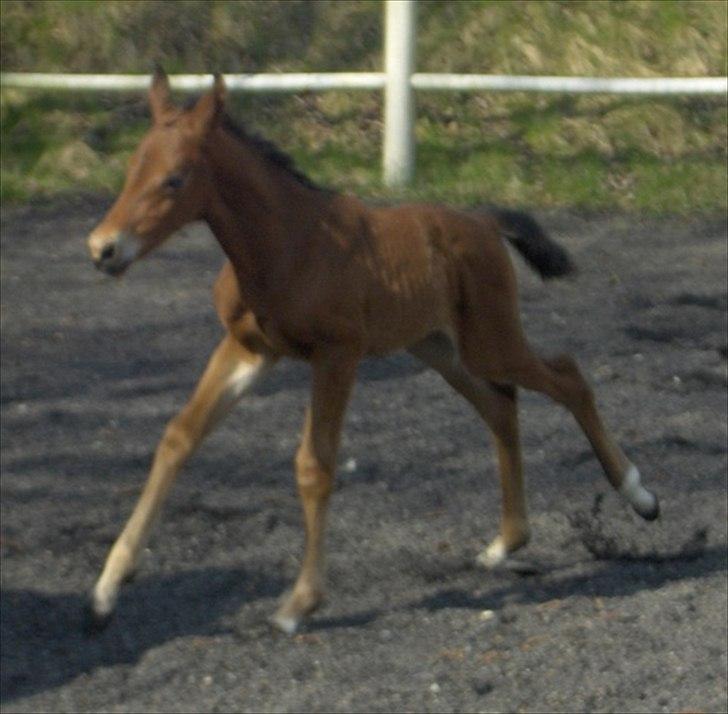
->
<box><xmin>357</xmin><ymin>254</ymin><xmax>456</xmax><ymax>355</ymax></box>
<box><xmin>360</xmin><ymin>280</ymin><xmax>454</xmax><ymax>356</ymax></box>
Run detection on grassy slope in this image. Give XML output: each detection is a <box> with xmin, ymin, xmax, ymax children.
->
<box><xmin>1</xmin><ymin>0</ymin><xmax>726</xmax><ymax>212</ymax></box>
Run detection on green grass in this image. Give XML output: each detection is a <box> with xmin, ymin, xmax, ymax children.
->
<box><xmin>1</xmin><ymin>0</ymin><xmax>726</xmax><ymax>212</ymax></box>
<box><xmin>2</xmin><ymin>88</ymin><xmax>726</xmax><ymax>212</ymax></box>
<box><xmin>1</xmin><ymin>90</ymin><xmax>145</xmax><ymax>200</ymax></box>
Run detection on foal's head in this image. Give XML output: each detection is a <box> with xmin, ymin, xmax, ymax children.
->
<box><xmin>87</xmin><ymin>70</ymin><xmax>226</xmax><ymax>276</ymax></box>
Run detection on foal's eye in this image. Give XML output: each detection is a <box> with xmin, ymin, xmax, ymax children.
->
<box><xmin>163</xmin><ymin>174</ymin><xmax>184</xmax><ymax>190</ymax></box>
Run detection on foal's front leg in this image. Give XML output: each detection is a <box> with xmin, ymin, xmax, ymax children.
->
<box><xmin>271</xmin><ymin>348</ymin><xmax>359</xmax><ymax>634</ymax></box>
<box><xmin>89</xmin><ymin>334</ymin><xmax>273</xmax><ymax>628</ymax></box>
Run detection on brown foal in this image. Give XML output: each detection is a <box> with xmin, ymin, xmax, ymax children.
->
<box><xmin>86</xmin><ymin>71</ymin><xmax>659</xmax><ymax>633</ymax></box>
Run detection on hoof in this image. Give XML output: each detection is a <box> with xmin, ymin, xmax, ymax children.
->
<box><xmin>634</xmin><ymin>491</ymin><xmax>660</xmax><ymax>522</ymax></box>
<box><xmin>84</xmin><ymin>602</ymin><xmax>113</xmax><ymax>635</ymax></box>
<box><xmin>477</xmin><ymin>537</ymin><xmax>507</xmax><ymax>569</ymax></box>
<box><xmin>269</xmin><ymin>612</ymin><xmax>300</xmax><ymax>635</ymax></box>
<box><xmin>621</xmin><ymin>465</ymin><xmax>659</xmax><ymax>522</ymax></box>
<box><xmin>270</xmin><ymin>587</ymin><xmax>322</xmax><ymax>635</ymax></box>
<box><xmin>477</xmin><ymin>535</ymin><xmax>540</xmax><ymax>576</ymax></box>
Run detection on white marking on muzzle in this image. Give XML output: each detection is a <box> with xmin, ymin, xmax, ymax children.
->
<box><xmin>88</xmin><ymin>231</ymin><xmax>141</xmax><ymax>274</ymax></box>
<box><xmin>112</xmin><ymin>233</ymin><xmax>141</xmax><ymax>269</ymax></box>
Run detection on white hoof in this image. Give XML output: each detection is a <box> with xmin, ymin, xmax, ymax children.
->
<box><xmin>86</xmin><ymin>582</ymin><xmax>118</xmax><ymax>633</ymax></box>
<box><xmin>477</xmin><ymin>537</ymin><xmax>541</xmax><ymax>575</ymax></box>
<box><xmin>620</xmin><ymin>464</ymin><xmax>660</xmax><ymax>521</ymax></box>
<box><xmin>269</xmin><ymin>612</ymin><xmax>300</xmax><ymax>635</ymax></box>
<box><xmin>477</xmin><ymin>536</ymin><xmax>507</xmax><ymax>569</ymax></box>
<box><xmin>91</xmin><ymin>581</ymin><xmax>118</xmax><ymax>620</ymax></box>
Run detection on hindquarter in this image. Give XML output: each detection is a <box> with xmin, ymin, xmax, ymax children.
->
<box><xmin>359</xmin><ymin>204</ymin><xmax>520</xmax><ymax>356</ymax></box>
<box><xmin>354</xmin><ymin>205</ymin><xmax>458</xmax><ymax>353</ymax></box>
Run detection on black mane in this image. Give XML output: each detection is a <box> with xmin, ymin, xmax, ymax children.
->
<box><xmin>222</xmin><ymin>114</ymin><xmax>325</xmax><ymax>192</ymax></box>
<box><xmin>179</xmin><ymin>95</ymin><xmax>326</xmax><ymax>191</ymax></box>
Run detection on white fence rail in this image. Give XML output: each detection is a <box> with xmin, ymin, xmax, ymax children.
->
<box><xmin>0</xmin><ymin>72</ymin><xmax>386</xmax><ymax>92</ymax></box>
<box><xmin>3</xmin><ymin>71</ymin><xmax>725</xmax><ymax>95</ymax></box>
<box><xmin>2</xmin><ymin>0</ymin><xmax>726</xmax><ymax>185</ymax></box>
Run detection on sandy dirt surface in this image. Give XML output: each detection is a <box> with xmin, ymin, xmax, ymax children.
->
<box><xmin>1</xmin><ymin>196</ymin><xmax>726</xmax><ymax>713</ymax></box>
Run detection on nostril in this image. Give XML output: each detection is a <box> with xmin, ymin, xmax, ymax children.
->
<box><xmin>100</xmin><ymin>244</ymin><xmax>116</xmax><ymax>261</ymax></box>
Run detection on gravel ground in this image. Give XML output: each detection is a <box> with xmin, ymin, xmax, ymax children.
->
<box><xmin>1</xmin><ymin>196</ymin><xmax>726</xmax><ymax>713</ymax></box>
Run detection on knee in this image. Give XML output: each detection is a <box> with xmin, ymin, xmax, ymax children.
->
<box><xmin>549</xmin><ymin>354</ymin><xmax>580</xmax><ymax>375</ymax></box>
<box><xmin>549</xmin><ymin>354</ymin><xmax>594</xmax><ymax>407</ymax></box>
<box><xmin>294</xmin><ymin>447</ymin><xmax>333</xmax><ymax>498</ymax></box>
<box><xmin>159</xmin><ymin>419</ymin><xmax>194</xmax><ymax>459</ymax></box>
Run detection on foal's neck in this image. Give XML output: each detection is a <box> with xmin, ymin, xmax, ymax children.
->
<box><xmin>203</xmin><ymin>127</ymin><xmax>330</xmax><ymax>309</ymax></box>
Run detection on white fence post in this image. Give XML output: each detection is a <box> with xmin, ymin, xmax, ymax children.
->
<box><xmin>383</xmin><ymin>0</ymin><xmax>416</xmax><ymax>187</ymax></box>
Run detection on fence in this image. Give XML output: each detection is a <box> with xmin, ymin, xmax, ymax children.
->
<box><xmin>2</xmin><ymin>0</ymin><xmax>726</xmax><ymax>186</ymax></box>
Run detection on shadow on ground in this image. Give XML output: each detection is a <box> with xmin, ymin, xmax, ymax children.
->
<box><xmin>0</xmin><ymin>566</ymin><xmax>286</xmax><ymax>703</ymax></box>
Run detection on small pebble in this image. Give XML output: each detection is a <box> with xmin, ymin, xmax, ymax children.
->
<box><xmin>479</xmin><ymin>609</ymin><xmax>496</xmax><ymax>621</ymax></box>
<box><xmin>429</xmin><ymin>682</ymin><xmax>440</xmax><ymax>694</ymax></box>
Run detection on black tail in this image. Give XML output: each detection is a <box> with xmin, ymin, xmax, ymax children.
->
<box><xmin>490</xmin><ymin>208</ymin><xmax>575</xmax><ymax>280</ymax></box>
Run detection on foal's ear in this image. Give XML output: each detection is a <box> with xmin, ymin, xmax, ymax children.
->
<box><xmin>189</xmin><ymin>73</ymin><xmax>227</xmax><ymax>137</ymax></box>
<box><xmin>149</xmin><ymin>65</ymin><xmax>173</xmax><ymax>123</ymax></box>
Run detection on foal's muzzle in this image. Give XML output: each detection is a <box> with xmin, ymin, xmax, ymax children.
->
<box><xmin>88</xmin><ymin>231</ymin><xmax>140</xmax><ymax>276</ymax></box>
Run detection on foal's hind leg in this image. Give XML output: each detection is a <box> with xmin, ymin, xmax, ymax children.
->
<box><xmin>410</xmin><ymin>334</ymin><xmax>530</xmax><ymax>569</ymax></box>
<box><xmin>511</xmin><ymin>352</ymin><xmax>659</xmax><ymax>519</ymax></box>
<box><xmin>90</xmin><ymin>334</ymin><xmax>273</xmax><ymax>627</ymax></box>
<box><xmin>457</xmin><ymin>263</ymin><xmax>658</xmax><ymax>522</ymax></box>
